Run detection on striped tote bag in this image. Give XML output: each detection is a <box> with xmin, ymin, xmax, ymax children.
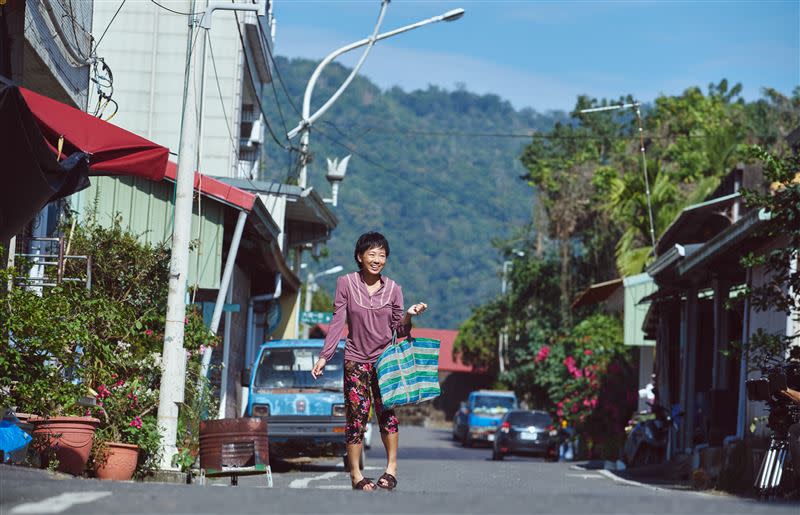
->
<box><xmin>376</xmin><ymin>332</ymin><xmax>441</xmax><ymax>408</ymax></box>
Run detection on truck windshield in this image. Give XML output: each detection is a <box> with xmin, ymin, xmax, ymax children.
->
<box><xmin>472</xmin><ymin>395</ymin><xmax>515</xmax><ymax>415</ymax></box>
<box><xmin>254</xmin><ymin>347</ymin><xmax>343</xmax><ymax>390</ymax></box>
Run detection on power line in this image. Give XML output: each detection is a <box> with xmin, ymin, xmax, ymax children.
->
<box><xmin>232</xmin><ymin>12</ymin><xmax>294</xmax><ymax>152</ymax></box>
<box><xmin>93</xmin><ymin>0</ymin><xmax>126</xmax><ymax>53</ymax></box>
<box><xmin>322</xmin><ymin>121</ymin><xmax>726</xmax><ymax>143</ymax></box>
<box><xmin>312</xmin><ymin>124</ymin><xmax>514</xmax><ymax>223</ymax></box>
<box><xmin>149</xmin><ymin>0</ymin><xmax>201</xmax><ymax>16</ymax></box>
<box><xmin>207</xmin><ymin>36</ymin><xmax>238</xmax><ymax>155</ymax></box>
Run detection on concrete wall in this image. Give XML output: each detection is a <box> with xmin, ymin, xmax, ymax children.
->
<box><xmin>744</xmin><ymin>239</ymin><xmax>793</xmax><ymax>434</ymax></box>
<box><xmin>91</xmin><ymin>0</ymin><xmax>245</xmax><ymax>177</ymax></box>
<box><xmin>4</xmin><ymin>0</ymin><xmax>92</xmax><ymax>107</ymax></box>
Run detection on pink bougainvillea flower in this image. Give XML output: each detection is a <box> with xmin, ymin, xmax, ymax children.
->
<box><xmin>534</xmin><ymin>345</ymin><xmax>550</xmax><ymax>363</ymax></box>
<box><xmin>570</xmin><ymin>404</ymin><xmax>579</xmax><ymax>414</ymax></box>
<box><xmin>556</xmin><ymin>408</ymin><xmax>563</xmax><ymax>417</ymax></box>
<box><xmin>144</xmin><ymin>329</ymin><xmax>154</xmax><ymax>336</ymax></box>
<box><xmin>583</xmin><ymin>349</ymin><xmax>593</xmax><ymax>356</ymax></box>
<box><xmin>96</xmin><ymin>385</ymin><xmax>111</xmax><ymax>399</ymax></box>
<box><xmin>129</xmin><ymin>416</ymin><xmax>143</xmax><ymax>429</ymax></box>
<box><xmin>115</xmin><ymin>380</ymin><xmax>125</xmax><ymax>387</ymax></box>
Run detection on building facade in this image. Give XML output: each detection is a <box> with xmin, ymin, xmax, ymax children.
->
<box><xmin>91</xmin><ymin>0</ymin><xmax>275</xmax><ymax>180</ymax></box>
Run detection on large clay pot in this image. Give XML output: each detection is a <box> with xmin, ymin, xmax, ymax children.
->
<box><xmin>30</xmin><ymin>416</ymin><xmax>99</xmax><ymax>475</ymax></box>
<box><xmin>94</xmin><ymin>442</ymin><xmax>139</xmax><ymax>481</ymax></box>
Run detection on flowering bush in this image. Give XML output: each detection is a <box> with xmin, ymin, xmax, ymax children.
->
<box><xmin>505</xmin><ymin>314</ymin><xmax>636</xmax><ymax>459</ymax></box>
<box><xmin>1</xmin><ymin>219</ymin><xmax>218</xmax><ymax>477</ymax></box>
<box><xmin>90</xmin><ymin>378</ymin><xmax>162</xmax><ymax>477</ymax></box>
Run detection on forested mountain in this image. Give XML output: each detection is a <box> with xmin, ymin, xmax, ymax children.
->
<box><xmin>259</xmin><ymin>57</ymin><xmax>567</xmax><ymax>328</ymax></box>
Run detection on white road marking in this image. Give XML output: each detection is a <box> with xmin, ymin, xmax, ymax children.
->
<box><xmin>318</xmin><ymin>485</ymin><xmax>351</xmax><ymax>489</ymax></box>
<box><xmin>10</xmin><ymin>492</ymin><xmax>112</xmax><ymax>514</ymax></box>
<box><xmin>597</xmin><ymin>469</ymin><xmax>666</xmax><ymax>491</ymax></box>
<box><xmin>289</xmin><ymin>471</ymin><xmax>341</xmax><ymax>489</ymax></box>
<box><xmin>566</xmin><ymin>473</ymin><xmax>604</xmax><ymax>479</ymax></box>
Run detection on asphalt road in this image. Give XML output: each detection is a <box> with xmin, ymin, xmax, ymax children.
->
<box><xmin>1</xmin><ymin>426</ymin><xmax>797</xmax><ymax>514</ymax></box>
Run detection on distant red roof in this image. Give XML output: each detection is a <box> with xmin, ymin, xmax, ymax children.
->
<box><xmin>165</xmin><ymin>161</ymin><xmax>255</xmax><ymax>212</ymax></box>
<box><xmin>314</xmin><ymin>324</ymin><xmax>476</xmax><ymax>373</ymax></box>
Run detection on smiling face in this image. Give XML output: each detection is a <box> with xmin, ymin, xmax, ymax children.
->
<box><xmin>357</xmin><ymin>246</ymin><xmax>387</xmax><ymax>276</ymax></box>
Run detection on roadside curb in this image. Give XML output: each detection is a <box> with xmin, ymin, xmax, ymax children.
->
<box><xmin>582</xmin><ymin>466</ymin><xmax>724</xmax><ymax>499</ymax></box>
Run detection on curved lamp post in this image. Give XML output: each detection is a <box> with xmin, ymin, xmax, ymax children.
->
<box><xmin>286</xmin><ymin>5</ymin><xmax>465</xmax><ymax>188</ymax></box>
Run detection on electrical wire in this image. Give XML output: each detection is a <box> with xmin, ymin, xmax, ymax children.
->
<box><xmin>207</xmin><ymin>37</ymin><xmax>239</xmax><ymax>154</ymax></box>
<box><xmin>232</xmin><ymin>12</ymin><xmax>293</xmax><ymax>152</ymax></box>
<box><xmin>148</xmin><ymin>0</ymin><xmax>202</xmax><ymax>16</ymax></box>
<box><xmin>255</xmin><ymin>19</ymin><xmax>302</xmax><ymax>118</ymax></box>
<box><xmin>312</xmin><ymin>124</ymin><xmax>502</xmax><ymax>219</ymax></box>
<box><xmin>92</xmin><ymin>0</ymin><xmax>126</xmax><ymax>54</ymax></box>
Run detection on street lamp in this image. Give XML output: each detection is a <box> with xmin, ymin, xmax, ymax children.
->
<box><xmin>579</xmin><ymin>101</ymin><xmax>657</xmax><ymax>254</ymax></box>
<box><xmin>302</xmin><ymin>265</ymin><xmax>344</xmax><ymax>338</ymax></box>
<box><xmin>286</xmin><ymin>3</ymin><xmax>466</xmax><ymax>188</ymax></box>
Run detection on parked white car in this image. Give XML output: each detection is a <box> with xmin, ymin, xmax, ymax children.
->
<box><xmin>364</xmin><ymin>422</ymin><xmax>373</xmax><ymax>449</ymax></box>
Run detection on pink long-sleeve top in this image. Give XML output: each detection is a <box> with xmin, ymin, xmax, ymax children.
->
<box><xmin>320</xmin><ymin>271</ymin><xmax>411</xmax><ymax>363</ymax></box>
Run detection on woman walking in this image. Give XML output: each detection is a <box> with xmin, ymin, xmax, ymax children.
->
<box><xmin>312</xmin><ymin>232</ymin><xmax>427</xmax><ymax>491</ymax></box>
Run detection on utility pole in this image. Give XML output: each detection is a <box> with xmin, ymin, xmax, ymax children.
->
<box><xmin>157</xmin><ymin>0</ymin><xmax>266</xmax><ymax>471</ymax></box>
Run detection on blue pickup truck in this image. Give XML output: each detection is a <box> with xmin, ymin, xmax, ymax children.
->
<box><xmin>452</xmin><ymin>390</ymin><xmax>518</xmax><ymax>447</ymax></box>
<box><xmin>245</xmin><ymin>339</ymin><xmax>363</xmax><ymax>469</ymax></box>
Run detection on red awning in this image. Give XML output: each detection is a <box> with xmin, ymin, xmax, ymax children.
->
<box><xmin>164</xmin><ymin>162</ymin><xmax>256</xmax><ymax>212</ymax></box>
<box><xmin>20</xmin><ymin>87</ymin><xmax>168</xmax><ymax>181</ymax></box>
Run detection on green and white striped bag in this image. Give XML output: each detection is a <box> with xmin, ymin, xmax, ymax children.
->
<box><xmin>376</xmin><ymin>332</ymin><xmax>441</xmax><ymax>408</ymax></box>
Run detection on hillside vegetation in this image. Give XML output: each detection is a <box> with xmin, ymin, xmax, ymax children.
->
<box><xmin>260</xmin><ymin>57</ymin><xmax>567</xmax><ymax>328</ymax></box>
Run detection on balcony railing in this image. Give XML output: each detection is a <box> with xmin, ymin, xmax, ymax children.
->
<box><xmin>11</xmin><ymin>237</ymin><xmax>92</xmax><ymax>290</ymax></box>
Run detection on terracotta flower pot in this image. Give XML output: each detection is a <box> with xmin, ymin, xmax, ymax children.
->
<box><xmin>30</xmin><ymin>416</ymin><xmax>100</xmax><ymax>475</ymax></box>
<box><xmin>94</xmin><ymin>442</ymin><xmax>139</xmax><ymax>481</ymax></box>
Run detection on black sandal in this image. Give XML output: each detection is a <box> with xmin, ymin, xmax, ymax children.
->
<box><xmin>352</xmin><ymin>477</ymin><xmax>376</xmax><ymax>490</ymax></box>
<box><xmin>377</xmin><ymin>472</ymin><xmax>397</xmax><ymax>491</ymax></box>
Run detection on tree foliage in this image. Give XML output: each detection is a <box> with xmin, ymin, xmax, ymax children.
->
<box><xmin>261</xmin><ymin>57</ymin><xmax>569</xmax><ymax>328</ymax></box>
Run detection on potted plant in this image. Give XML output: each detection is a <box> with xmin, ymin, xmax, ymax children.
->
<box><xmin>0</xmin><ymin>263</ymin><xmax>102</xmax><ymax>475</ymax></box>
<box><xmin>90</xmin><ymin>378</ymin><xmax>161</xmax><ymax>480</ymax></box>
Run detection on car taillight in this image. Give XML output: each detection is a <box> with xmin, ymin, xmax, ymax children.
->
<box><xmin>252</xmin><ymin>404</ymin><xmax>270</xmax><ymax>417</ymax></box>
<box><xmin>500</xmin><ymin>421</ymin><xmax>510</xmax><ymax>433</ymax></box>
<box><xmin>332</xmin><ymin>404</ymin><xmax>346</xmax><ymax>417</ymax></box>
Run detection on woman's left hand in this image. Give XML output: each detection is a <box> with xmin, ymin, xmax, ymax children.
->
<box><xmin>407</xmin><ymin>302</ymin><xmax>428</xmax><ymax>317</ymax></box>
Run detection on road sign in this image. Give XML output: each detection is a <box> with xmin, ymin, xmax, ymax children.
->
<box><xmin>300</xmin><ymin>311</ymin><xmax>333</xmax><ymax>325</ymax></box>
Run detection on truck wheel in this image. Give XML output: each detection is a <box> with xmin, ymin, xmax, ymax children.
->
<box><xmin>492</xmin><ymin>449</ymin><xmax>504</xmax><ymax>461</ymax></box>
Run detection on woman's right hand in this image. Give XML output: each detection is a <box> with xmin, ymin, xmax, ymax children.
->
<box><xmin>311</xmin><ymin>357</ymin><xmax>327</xmax><ymax>379</ymax></box>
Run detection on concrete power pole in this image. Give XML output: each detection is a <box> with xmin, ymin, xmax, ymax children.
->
<box><xmin>157</xmin><ymin>0</ymin><xmax>266</xmax><ymax>471</ymax></box>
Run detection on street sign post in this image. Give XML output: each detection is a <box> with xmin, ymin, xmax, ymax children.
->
<box><xmin>300</xmin><ymin>311</ymin><xmax>333</xmax><ymax>325</ymax></box>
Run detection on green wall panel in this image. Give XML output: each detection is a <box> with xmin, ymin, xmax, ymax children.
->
<box><xmin>623</xmin><ymin>273</ymin><xmax>656</xmax><ymax>347</ymax></box>
<box><xmin>71</xmin><ymin>176</ymin><xmax>223</xmax><ymax>290</ymax></box>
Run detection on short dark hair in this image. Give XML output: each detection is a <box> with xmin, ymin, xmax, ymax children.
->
<box><xmin>354</xmin><ymin>232</ymin><xmax>390</xmax><ymax>268</ymax></box>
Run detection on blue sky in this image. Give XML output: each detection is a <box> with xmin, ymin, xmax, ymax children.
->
<box><xmin>274</xmin><ymin>0</ymin><xmax>799</xmax><ymax>111</ymax></box>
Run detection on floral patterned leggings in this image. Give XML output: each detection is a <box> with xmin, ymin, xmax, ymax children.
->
<box><xmin>344</xmin><ymin>360</ymin><xmax>399</xmax><ymax>444</ymax></box>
